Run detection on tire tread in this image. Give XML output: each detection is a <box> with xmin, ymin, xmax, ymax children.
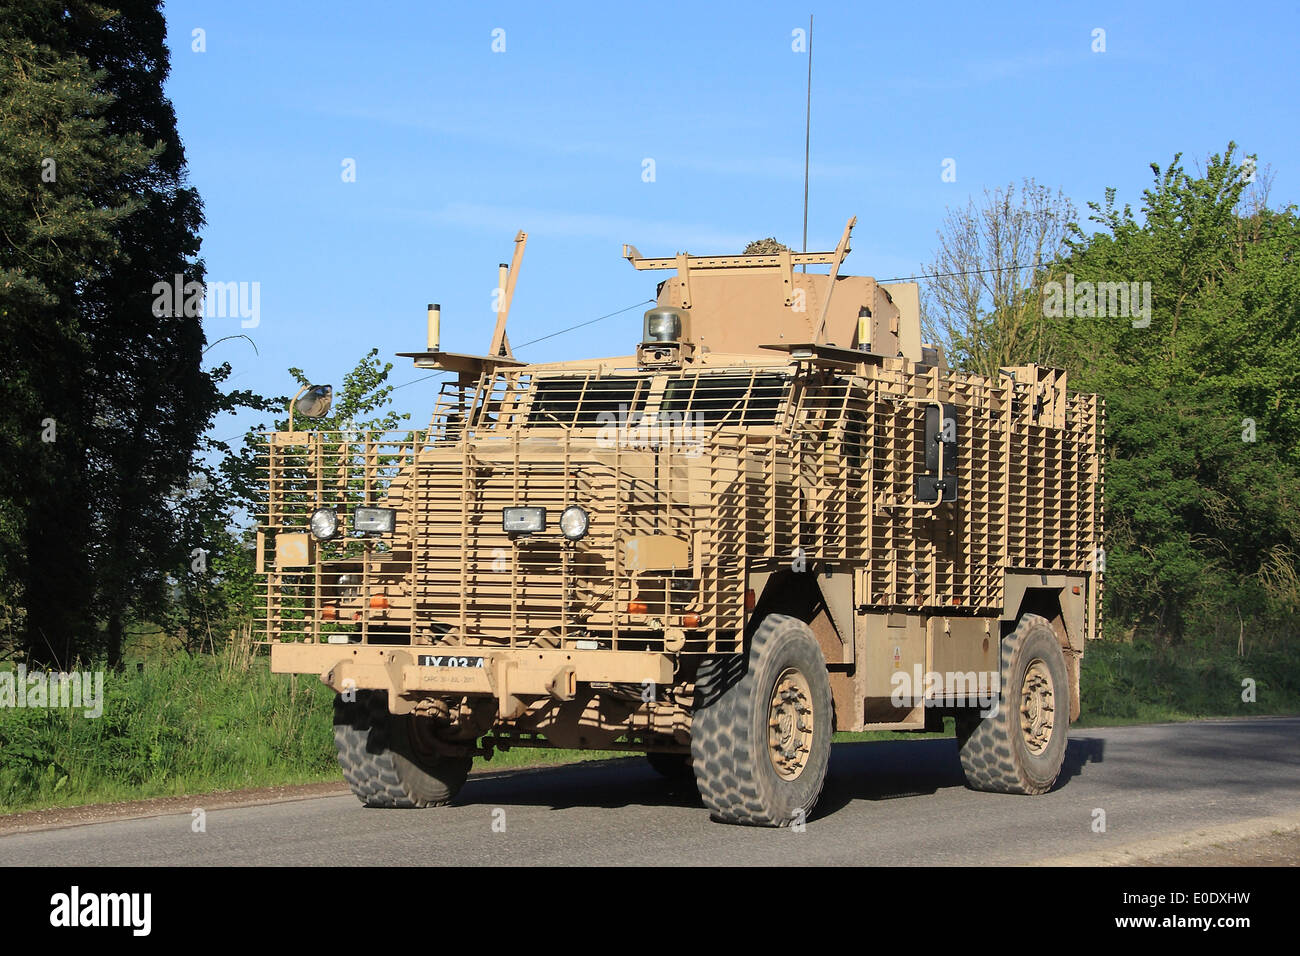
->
<box><xmin>956</xmin><ymin>613</ymin><xmax>1066</xmax><ymax>795</ymax></box>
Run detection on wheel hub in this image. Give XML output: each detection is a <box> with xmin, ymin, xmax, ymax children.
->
<box><xmin>768</xmin><ymin>667</ymin><xmax>814</xmax><ymax>780</ymax></box>
<box><xmin>1019</xmin><ymin>660</ymin><xmax>1055</xmax><ymax>755</ymax></box>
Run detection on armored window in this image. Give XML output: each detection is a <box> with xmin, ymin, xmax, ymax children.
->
<box><xmin>525</xmin><ymin>376</ymin><xmax>650</xmax><ymax>427</ymax></box>
<box><xmin>660</xmin><ymin>373</ymin><xmax>788</xmax><ymax>425</ymax></box>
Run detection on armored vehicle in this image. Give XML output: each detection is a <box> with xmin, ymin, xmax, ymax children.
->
<box><xmin>258</xmin><ymin>219</ymin><xmax>1104</xmax><ymax>826</ymax></box>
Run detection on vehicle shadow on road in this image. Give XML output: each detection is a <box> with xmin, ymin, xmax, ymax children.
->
<box><xmin>1060</xmin><ymin>735</ymin><xmax>1106</xmax><ymax>784</ymax></box>
<box><xmin>815</xmin><ymin>739</ymin><xmax>966</xmax><ymax>819</ymax></box>
<box><xmin>458</xmin><ymin>736</ymin><xmax>1108</xmax><ymax>822</ymax></box>
<box><xmin>462</xmin><ymin>757</ymin><xmax>706</xmax><ymax>813</ymax></box>
<box><xmin>815</xmin><ymin>735</ymin><xmax>1107</xmax><ymax>819</ymax></box>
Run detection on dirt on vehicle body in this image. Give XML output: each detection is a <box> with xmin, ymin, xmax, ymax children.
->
<box><xmin>257</xmin><ymin>219</ymin><xmax>1104</xmax><ymax>825</ymax></box>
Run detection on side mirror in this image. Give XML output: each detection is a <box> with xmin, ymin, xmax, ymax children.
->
<box><xmin>288</xmin><ymin>384</ymin><xmax>333</xmax><ymax>433</ymax></box>
<box><xmin>296</xmin><ymin>385</ymin><xmax>333</xmax><ymax>419</ymax></box>
<box><xmin>914</xmin><ymin>403</ymin><xmax>957</xmax><ymax>503</ymax></box>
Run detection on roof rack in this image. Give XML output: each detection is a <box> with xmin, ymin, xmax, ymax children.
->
<box><xmin>622</xmin><ymin>216</ymin><xmax>855</xmax><ymax>273</ymax></box>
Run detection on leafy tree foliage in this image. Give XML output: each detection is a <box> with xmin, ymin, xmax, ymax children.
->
<box><xmin>921</xmin><ymin>180</ymin><xmax>1075</xmax><ymax>377</ymax></box>
<box><xmin>1050</xmin><ymin>146</ymin><xmax>1299</xmax><ymax>641</ymax></box>
<box><xmin>160</xmin><ymin>351</ymin><xmax>413</xmax><ymax>653</ymax></box>
<box><xmin>76</xmin><ymin>1</ymin><xmax>218</xmax><ymax>666</ymax></box>
<box><xmin>0</xmin><ymin>1</ymin><xmax>219</xmax><ymax>665</ymax></box>
<box><xmin>922</xmin><ymin>146</ymin><xmax>1298</xmax><ymax>644</ymax></box>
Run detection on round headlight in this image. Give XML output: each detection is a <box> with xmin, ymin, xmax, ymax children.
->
<box><xmin>310</xmin><ymin>508</ymin><xmax>338</xmax><ymax>540</ymax></box>
<box><xmin>559</xmin><ymin>505</ymin><xmax>589</xmax><ymax>540</ymax></box>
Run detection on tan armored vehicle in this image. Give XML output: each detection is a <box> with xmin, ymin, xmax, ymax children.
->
<box><xmin>258</xmin><ymin>219</ymin><xmax>1104</xmax><ymax>826</ymax></box>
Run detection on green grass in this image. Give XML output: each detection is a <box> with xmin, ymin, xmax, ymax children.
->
<box><xmin>1076</xmin><ymin>636</ymin><xmax>1300</xmax><ymax>727</ymax></box>
<box><xmin>835</xmin><ymin>719</ymin><xmax>956</xmax><ymax>743</ymax></box>
<box><xmin>0</xmin><ymin>650</ymin><xmax>656</xmax><ymax>814</ymax></box>
<box><xmin>1</xmin><ymin>634</ymin><xmax>1295</xmax><ymax>814</ymax></box>
<box><xmin>0</xmin><ymin>654</ymin><xmax>339</xmax><ymax>813</ymax></box>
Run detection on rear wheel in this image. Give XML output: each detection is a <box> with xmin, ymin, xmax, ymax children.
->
<box><xmin>956</xmin><ymin>613</ymin><xmax>1069</xmax><ymax>794</ymax></box>
<box><xmin>333</xmin><ymin>691</ymin><xmax>472</xmax><ymax>808</ymax></box>
<box><xmin>690</xmin><ymin>614</ymin><xmax>832</xmax><ymax>826</ymax></box>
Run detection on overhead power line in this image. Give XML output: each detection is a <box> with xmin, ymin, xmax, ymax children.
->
<box><xmin>214</xmin><ymin>298</ymin><xmax>655</xmax><ymax>441</ymax></box>
<box><xmin>218</xmin><ymin>223</ymin><xmax>1295</xmax><ymax>442</ymax></box>
<box><xmin>395</xmin><ymin>227</ymin><xmax>1299</xmax><ymax>393</ymax></box>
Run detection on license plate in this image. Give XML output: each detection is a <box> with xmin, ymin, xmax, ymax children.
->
<box><xmin>418</xmin><ymin>654</ymin><xmax>485</xmax><ymax>668</ymax></box>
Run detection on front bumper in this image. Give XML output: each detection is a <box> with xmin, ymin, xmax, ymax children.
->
<box><xmin>270</xmin><ymin>643</ymin><xmax>673</xmax><ymax>716</ymax></box>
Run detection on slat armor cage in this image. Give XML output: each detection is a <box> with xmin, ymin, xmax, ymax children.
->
<box><xmin>255</xmin><ymin>358</ymin><xmax>1104</xmax><ymax>654</ymax></box>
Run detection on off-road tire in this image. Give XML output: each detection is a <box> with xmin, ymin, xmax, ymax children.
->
<box><xmin>646</xmin><ymin>751</ymin><xmax>694</xmax><ymax>780</ymax></box>
<box><xmin>956</xmin><ymin>613</ymin><xmax>1068</xmax><ymax>795</ymax></box>
<box><xmin>333</xmin><ymin>691</ymin><xmax>472</xmax><ymax>808</ymax></box>
<box><xmin>690</xmin><ymin>614</ymin><xmax>832</xmax><ymax>826</ymax></box>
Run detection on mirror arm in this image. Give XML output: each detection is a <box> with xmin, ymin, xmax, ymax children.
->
<box><xmin>287</xmin><ymin>384</ymin><xmax>309</xmax><ymax>434</ymax></box>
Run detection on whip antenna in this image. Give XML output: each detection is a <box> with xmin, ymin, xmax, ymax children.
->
<box><xmin>801</xmin><ymin>13</ymin><xmax>813</xmax><ymax>271</ymax></box>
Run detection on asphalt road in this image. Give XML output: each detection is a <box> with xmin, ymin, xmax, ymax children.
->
<box><xmin>3</xmin><ymin>717</ymin><xmax>1297</xmax><ymax>866</ymax></box>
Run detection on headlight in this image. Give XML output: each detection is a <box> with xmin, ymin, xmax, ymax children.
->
<box><xmin>502</xmin><ymin>506</ymin><xmax>545</xmax><ymax>535</ymax></box>
<box><xmin>310</xmin><ymin>508</ymin><xmax>338</xmax><ymax>540</ymax></box>
<box><xmin>353</xmin><ymin>506</ymin><xmax>396</xmax><ymax>534</ymax></box>
<box><xmin>559</xmin><ymin>505</ymin><xmax>589</xmax><ymax>540</ymax></box>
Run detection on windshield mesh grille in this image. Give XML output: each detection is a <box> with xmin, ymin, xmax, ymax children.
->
<box><xmin>525</xmin><ymin>376</ymin><xmax>650</xmax><ymax>427</ymax></box>
<box><xmin>661</xmin><ymin>373</ymin><xmax>788</xmax><ymax>425</ymax></box>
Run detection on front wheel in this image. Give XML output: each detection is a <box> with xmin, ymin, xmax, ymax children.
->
<box><xmin>690</xmin><ymin>614</ymin><xmax>832</xmax><ymax>826</ymax></box>
<box><xmin>333</xmin><ymin>691</ymin><xmax>473</xmax><ymax>808</ymax></box>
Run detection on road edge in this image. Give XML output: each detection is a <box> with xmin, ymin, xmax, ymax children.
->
<box><xmin>1032</xmin><ymin>809</ymin><xmax>1300</xmax><ymax>866</ymax></box>
<box><xmin>0</xmin><ymin>757</ymin><xmax>639</xmax><ymax>837</ymax></box>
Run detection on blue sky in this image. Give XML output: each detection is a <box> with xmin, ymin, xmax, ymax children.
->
<box><xmin>162</xmin><ymin>0</ymin><xmax>1299</xmax><ymax>439</ymax></box>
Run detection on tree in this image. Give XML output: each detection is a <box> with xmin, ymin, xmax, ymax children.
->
<box><xmin>73</xmin><ymin>0</ymin><xmax>218</xmax><ymax>667</ymax></box>
<box><xmin>146</xmin><ymin>354</ymin><xmax>275</xmax><ymax>655</ymax></box>
<box><xmin>0</xmin><ymin>1</ymin><xmax>217</xmax><ymax>666</ymax></box>
<box><xmin>166</xmin><ymin>351</ymin><xmax>413</xmax><ymax>651</ymax></box>
<box><xmin>0</xmin><ymin>0</ymin><xmax>160</xmax><ymax>666</ymax></box>
<box><xmin>1051</xmin><ymin>145</ymin><xmax>1300</xmax><ymax>642</ymax></box>
<box><xmin>921</xmin><ymin>180</ymin><xmax>1076</xmax><ymax>377</ymax></box>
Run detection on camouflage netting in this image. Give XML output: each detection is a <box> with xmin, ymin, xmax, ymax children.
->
<box><xmin>742</xmin><ymin>238</ymin><xmax>792</xmax><ymax>255</ymax></box>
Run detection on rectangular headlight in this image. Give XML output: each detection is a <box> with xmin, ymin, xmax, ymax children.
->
<box><xmin>502</xmin><ymin>506</ymin><xmax>545</xmax><ymax>534</ymax></box>
<box><xmin>353</xmin><ymin>507</ymin><xmax>396</xmax><ymax>534</ymax></box>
